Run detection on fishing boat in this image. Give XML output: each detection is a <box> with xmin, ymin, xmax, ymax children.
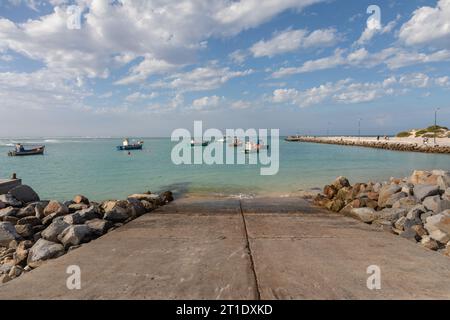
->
<box><xmin>190</xmin><ymin>139</ymin><xmax>210</xmax><ymax>147</ymax></box>
<box><xmin>244</xmin><ymin>141</ymin><xmax>269</xmax><ymax>154</ymax></box>
<box><xmin>229</xmin><ymin>137</ymin><xmax>243</xmax><ymax>147</ymax></box>
<box><xmin>8</xmin><ymin>145</ymin><xmax>45</xmax><ymax>157</ymax></box>
<box><xmin>117</xmin><ymin>138</ymin><xmax>144</xmax><ymax>150</ymax></box>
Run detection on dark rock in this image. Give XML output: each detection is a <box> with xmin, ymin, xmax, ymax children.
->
<box><xmin>3</xmin><ymin>215</ymin><xmax>18</xmax><ymax>225</ymax></box>
<box><xmin>385</xmin><ymin>192</ymin><xmax>408</xmax><ymax>208</ymax></box>
<box><xmin>57</xmin><ymin>225</ymin><xmax>93</xmax><ymax>248</ymax></box>
<box><xmin>14</xmin><ymin>240</ymin><xmax>33</xmax><ymax>265</ymax></box>
<box><xmin>0</xmin><ymin>207</ymin><xmax>18</xmax><ymax>220</ymax></box>
<box><xmin>8</xmin><ymin>185</ymin><xmax>40</xmax><ymax>203</ymax></box>
<box><xmin>332</xmin><ymin>176</ymin><xmax>350</xmax><ymax>190</ymax></box>
<box><xmin>63</xmin><ymin>212</ymin><xmax>85</xmax><ymax>225</ymax></box>
<box><xmin>378</xmin><ymin>184</ymin><xmax>402</xmax><ymax>208</ymax></box>
<box><xmin>15</xmin><ymin>224</ymin><xmax>33</xmax><ymax>238</ymax></box>
<box><xmin>414</xmin><ymin>184</ymin><xmax>440</xmax><ymax>202</ymax></box>
<box><xmin>27</xmin><ymin>239</ymin><xmax>65</xmax><ymax>268</ymax></box>
<box><xmin>160</xmin><ymin>191</ymin><xmax>174</xmax><ymax>203</ymax></box>
<box><xmin>0</xmin><ymin>194</ymin><xmax>22</xmax><ymax>207</ymax></box>
<box><xmin>68</xmin><ymin>203</ymin><xmax>88</xmax><ymax>213</ymax></box>
<box><xmin>41</xmin><ymin>219</ymin><xmax>70</xmax><ymax>243</ymax></box>
<box><xmin>77</xmin><ymin>206</ymin><xmax>100</xmax><ymax>221</ymax></box>
<box><xmin>103</xmin><ymin>201</ymin><xmax>130</xmax><ymax>222</ymax></box>
<box><xmin>16</xmin><ymin>204</ymin><xmax>37</xmax><ymax>219</ymax></box>
<box><xmin>73</xmin><ymin>195</ymin><xmax>89</xmax><ymax>205</ymax></box>
<box><xmin>85</xmin><ymin>219</ymin><xmax>113</xmax><ymax>236</ymax></box>
<box><xmin>400</xmin><ymin>228</ymin><xmax>420</xmax><ymax>242</ymax></box>
<box><xmin>127</xmin><ymin>198</ymin><xmax>146</xmax><ymax>217</ymax></box>
<box><xmin>16</xmin><ymin>216</ymin><xmax>42</xmax><ymax>227</ymax></box>
<box><xmin>0</xmin><ymin>221</ymin><xmax>22</xmax><ymax>246</ymax></box>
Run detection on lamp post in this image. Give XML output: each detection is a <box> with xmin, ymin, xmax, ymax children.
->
<box><xmin>434</xmin><ymin>108</ymin><xmax>440</xmax><ymax>145</ymax></box>
<box><xmin>358</xmin><ymin>118</ymin><xmax>362</xmax><ymax>141</ymax></box>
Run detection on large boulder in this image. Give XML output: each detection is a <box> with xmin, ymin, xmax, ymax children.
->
<box><xmin>349</xmin><ymin>207</ymin><xmax>380</xmax><ymax>223</ymax></box>
<box><xmin>102</xmin><ymin>201</ymin><xmax>130</xmax><ymax>222</ymax></box>
<box><xmin>332</xmin><ymin>176</ymin><xmax>350</xmax><ymax>190</ymax></box>
<box><xmin>384</xmin><ymin>192</ymin><xmax>407</xmax><ymax>208</ymax></box>
<box><xmin>0</xmin><ymin>222</ymin><xmax>22</xmax><ymax>246</ymax></box>
<box><xmin>0</xmin><ymin>207</ymin><xmax>17</xmax><ymax>221</ymax></box>
<box><xmin>323</xmin><ymin>185</ymin><xmax>338</xmax><ymax>199</ymax></box>
<box><xmin>378</xmin><ymin>184</ymin><xmax>402</xmax><ymax>208</ymax></box>
<box><xmin>160</xmin><ymin>191</ymin><xmax>174</xmax><ymax>203</ymax></box>
<box><xmin>15</xmin><ymin>224</ymin><xmax>33</xmax><ymax>238</ymax></box>
<box><xmin>85</xmin><ymin>219</ymin><xmax>113</xmax><ymax>236</ymax></box>
<box><xmin>379</xmin><ymin>208</ymin><xmax>407</xmax><ymax>222</ymax></box>
<box><xmin>127</xmin><ymin>198</ymin><xmax>146</xmax><ymax>217</ymax></box>
<box><xmin>41</xmin><ymin>218</ymin><xmax>70</xmax><ymax>243</ymax></box>
<box><xmin>27</xmin><ymin>239</ymin><xmax>65</xmax><ymax>268</ymax></box>
<box><xmin>57</xmin><ymin>225</ymin><xmax>93</xmax><ymax>248</ymax></box>
<box><xmin>127</xmin><ymin>194</ymin><xmax>162</xmax><ymax>206</ymax></box>
<box><xmin>413</xmin><ymin>184</ymin><xmax>440</xmax><ymax>202</ymax></box>
<box><xmin>43</xmin><ymin>201</ymin><xmax>69</xmax><ymax>217</ymax></box>
<box><xmin>16</xmin><ymin>204</ymin><xmax>36</xmax><ymax>219</ymax></box>
<box><xmin>406</xmin><ymin>205</ymin><xmax>426</xmax><ymax>220</ymax></box>
<box><xmin>14</xmin><ymin>240</ymin><xmax>33</xmax><ymax>265</ymax></box>
<box><xmin>73</xmin><ymin>195</ymin><xmax>89</xmax><ymax>205</ymax></box>
<box><xmin>77</xmin><ymin>206</ymin><xmax>100</xmax><ymax>221</ymax></box>
<box><xmin>63</xmin><ymin>212</ymin><xmax>85</xmax><ymax>225</ymax></box>
<box><xmin>423</xmin><ymin>196</ymin><xmax>450</xmax><ymax>213</ymax></box>
<box><xmin>16</xmin><ymin>216</ymin><xmax>42</xmax><ymax>227</ymax></box>
<box><xmin>8</xmin><ymin>185</ymin><xmax>40</xmax><ymax>204</ymax></box>
<box><xmin>0</xmin><ymin>194</ymin><xmax>22</xmax><ymax>207</ymax></box>
<box><xmin>424</xmin><ymin>211</ymin><xmax>450</xmax><ymax>235</ymax></box>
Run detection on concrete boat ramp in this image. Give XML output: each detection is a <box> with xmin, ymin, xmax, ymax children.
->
<box><xmin>1</xmin><ymin>196</ymin><xmax>450</xmax><ymax>299</ymax></box>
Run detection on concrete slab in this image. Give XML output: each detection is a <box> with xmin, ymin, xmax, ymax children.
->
<box><xmin>0</xmin><ymin>211</ymin><xmax>256</xmax><ymax>299</ymax></box>
<box><xmin>1</xmin><ymin>197</ymin><xmax>450</xmax><ymax>299</ymax></box>
<box><xmin>245</xmin><ymin>213</ymin><xmax>450</xmax><ymax>299</ymax></box>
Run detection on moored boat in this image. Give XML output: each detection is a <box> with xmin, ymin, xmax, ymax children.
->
<box><xmin>190</xmin><ymin>139</ymin><xmax>210</xmax><ymax>147</ymax></box>
<box><xmin>117</xmin><ymin>138</ymin><xmax>144</xmax><ymax>150</ymax></box>
<box><xmin>8</xmin><ymin>145</ymin><xmax>45</xmax><ymax>157</ymax></box>
<box><xmin>244</xmin><ymin>140</ymin><xmax>269</xmax><ymax>154</ymax></box>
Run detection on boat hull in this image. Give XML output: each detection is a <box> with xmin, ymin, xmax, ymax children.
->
<box><xmin>117</xmin><ymin>144</ymin><xmax>143</xmax><ymax>150</ymax></box>
<box><xmin>8</xmin><ymin>146</ymin><xmax>45</xmax><ymax>156</ymax></box>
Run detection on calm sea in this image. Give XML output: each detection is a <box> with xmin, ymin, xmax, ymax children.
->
<box><xmin>0</xmin><ymin>137</ymin><xmax>449</xmax><ymax>201</ymax></box>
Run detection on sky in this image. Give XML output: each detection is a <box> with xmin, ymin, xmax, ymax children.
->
<box><xmin>0</xmin><ymin>0</ymin><xmax>449</xmax><ymax>137</ymax></box>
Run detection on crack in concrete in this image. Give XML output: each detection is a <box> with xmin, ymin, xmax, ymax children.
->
<box><xmin>239</xmin><ymin>200</ymin><xmax>261</xmax><ymax>300</ymax></box>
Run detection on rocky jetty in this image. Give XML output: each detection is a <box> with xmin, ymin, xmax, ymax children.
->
<box><xmin>314</xmin><ymin>170</ymin><xmax>450</xmax><ymax>256</ymax></box>
<box><xmin>0</xmin><ymin>185</ymin><xmax>173</xmax><ymax>284</ymax></box>
<box><xmin>288</xmin><ymin>137</ymin><xmax>450</xmax><ymax>154</ymax></box>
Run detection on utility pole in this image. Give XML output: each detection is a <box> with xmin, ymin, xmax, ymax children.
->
<box><xmin>434</xmin><ymin>108</ymin><xmax>440</xmax><ymax>145</ymax></box>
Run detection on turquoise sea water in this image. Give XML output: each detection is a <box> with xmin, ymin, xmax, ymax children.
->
<box><xmin>0</xmin><ymin>137</ymin><xmax>449</xmax><ymax>201</ymax></box>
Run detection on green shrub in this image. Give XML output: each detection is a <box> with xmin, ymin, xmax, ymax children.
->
<box><xmin>396</xmin><ymin>131</ymin><xmax>411</xmax><ymax>138</ymax></box>
<box><xmin>415</xmin><ymin>129</ymin><xmax>427</xmax><ymax>137</ymax></box>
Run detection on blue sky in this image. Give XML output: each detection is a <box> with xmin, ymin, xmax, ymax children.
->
<box><xmin>0</xmin><ymin>0</ymin><xmax>449</xmax><ymax>137</ymax></box>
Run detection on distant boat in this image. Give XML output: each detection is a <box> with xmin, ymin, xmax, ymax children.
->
<box><xmin>190</xmin><ymin>140</ymin><xmax>210</xmax><ymax>147</ymax></box>
<box><xmin>8</xmin><ymin>145</ymin><xmax>45</xmax><ymax>157</ymax></box>
<box><xmin>117</xmin><ymin>138</ymin><xmax>144</xmax><ymax>150</ymax></box>
<box><xmin>244</xmin><ymin>141</ymin><xmax>269</xmax><ymax>154</ymax></box>
<box><xmin>229</xmin><ymin>137</ymin><xmax>243</xmax><ymax>147</ymax></box>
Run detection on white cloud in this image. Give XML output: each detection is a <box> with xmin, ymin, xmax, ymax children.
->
<box><xmin>250</xmin><ymin>28</ymin><xmax>338</xmax><ymax>58</ymax></box>
<box><xmin>125</xmin><ymin>91</ymin><xmax>158</xmax><ymax>102</ymax></box>
<box><xmin>191</xmin><ymin>95</ymin><xmax>223</xmax><ymax>110</ymax></box>
<box><xmin>355</xmin><ymin>15</ymin><xmax>399</xmax><ymax>46</ymax></box>
<box><xmin>435</xmin><ymin>76</ymin><xmax>450</xmax><ymax>87</ymax></box>
<box><xmin>271</xmin><ymin>73</ymin><xmax>447</xmax><ymax>108</ymax></box>
<box><xmin>399</xmin><ymin>0</ymin><xmax>450</xmax><ymax>48</ymax></box>
<box><xmin>152</xmin><ymin>65</ymin><xmax>253</xmax><ymax>92</ymax></box>
<box><xmin>229</xmin><ymin>49</ymin><xmax>248</xmax><ymax>64</ymax></box>
<box><xmin>272</xmin><ymin>47</ymin><xmax>450</xmax><ymax>77</ymax></box>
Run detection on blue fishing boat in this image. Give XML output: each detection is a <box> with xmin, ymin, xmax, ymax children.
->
<box><xmin>8</xmin><ymin>144</ymin><xmax>45</xmax><ymax>156</ymax></box>
<box><xmin>117</xmin><ymin>139</ymin><xmax>144</xmax><ymax>151</ymax></box>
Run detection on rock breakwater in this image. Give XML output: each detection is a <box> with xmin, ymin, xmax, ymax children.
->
<box><xmin>287</xmin><ymin>137</ymin><xmax>450</xmax><ymax>154</ymax></box>
<box><xmin>314</xmin><ymin>170</ymin><xmax>450</xmax><ymax>255</ymax></box>
<box><xmin>0</xmin><ymin>185</ymin><xmax>173</xmax><ymax>284</ymax></box>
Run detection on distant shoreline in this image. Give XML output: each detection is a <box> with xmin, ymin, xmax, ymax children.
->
<box><xmin>286</xmin><ymin>136</ymin><xmax>450</xmax><ymax>154</ymax></box>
